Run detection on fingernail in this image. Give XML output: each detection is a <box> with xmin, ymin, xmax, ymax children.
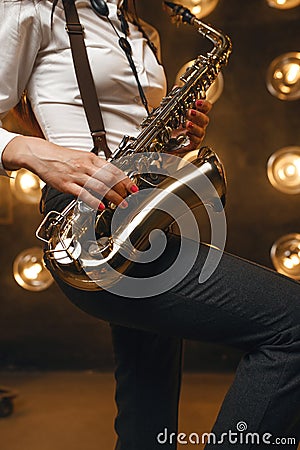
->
<box><xmin>196</xmin><ymin>100</ymin><xmax>204</xmax><ymax>108</ymax></box>
<box><xmin>187</xmin><ymin>121</ymin><xmax>194</xmax><ymax>129</ymax></box>
<box><xmin>190</xmin><ymin>109</ymin><xmax>197</xmax><ymax>116</ymax></box>
<box><xmin>119</xmin><ymin>200</ymin><xmax>128</xmax><ymax>209</ymax></box>
<box><xmin>130</xmin><ymin>185</ymin><xmax>139</xmax><ymax>193</ymax></box>
<box><xmin>98</xmin><ymin>202</ymin><xmax>105</xmax><ymax>211</ymax></box>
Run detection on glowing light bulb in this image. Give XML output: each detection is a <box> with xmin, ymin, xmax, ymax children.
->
<box><xmin>267</xmin><ymin>147</ymin><xmax>300</xmax><ymax>194</ymax></box>
<box><xmin>178</xmin><ymin>0</ymin><xmax>219</xmax><ymax>18</ymax></box>
<box><xmin>274</xmin><ymin>69</ymin><xmax>283</xmax><ymax>80</ymax></box>
<box><xmin>19</xmin><ymin>172</ymin><xmax>38</xmax><ymax>191</ymax></box>
<box><xmin>283</xmin><ymin>257</ymin><xmax>294</xmax><ymax>269</ymax></box>
<box><xmin>10</xmin><ymin>168</ymin><xmax>43</xmax><ymax>204</ymax></box>
<box><xmin>23</xmin><ymin>263</ymin><xmax>43</xmax><ymax>280</ymax></box>
<box><xmin>271</xmin><ymin>234</ymin><xmax>300</xmax><ymax>280</ymax></box>
<box><xmin>266</xmin><ymin>52</ymin><xmax>300</xmax><ymax>100</ymax></box>
<box><xmin>13</xmin><ymin>247</ymin><xmax>53</xmax><ymax>291</ymax></box>
<box><xmin>267</xmin><ymin>0</ymin><xmax>300</xmax><ymax>8</ymax></box>
<box><xmin>290</xmin><ymin>254</ymin><xmax>300</xmax><ymax>266</ymax></box>
<box><xmin>286</xmin><ymin>63</ymin><xmax>300</xmax><ymax>84</ymax></box>
<box><xmin>191</xmin><ymin>5</ymin><xmax>202</xmax><ymax>15</ymax></box>
<box><xmin>283</xmin><ymin>164</ymin><xmax>296</xmax><ymax>177</ymax></box>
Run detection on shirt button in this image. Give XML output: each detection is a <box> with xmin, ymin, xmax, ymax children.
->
<box><xmin>135</xmin><ymin>64</ymin><xmax>143</xmax><ymax>73</ymax></box>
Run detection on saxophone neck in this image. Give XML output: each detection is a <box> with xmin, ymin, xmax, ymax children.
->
<box><xmin>194</xmin><ymin>17</ymin><xmax>232</xmax><ymax>64</ymax></box>
<box><xmin>164</xmin><ymin>2</ymin><xmax>232</xmax><ymax>65</ymax></box>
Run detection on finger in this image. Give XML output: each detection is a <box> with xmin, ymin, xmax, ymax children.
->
<box><xmin>92</xmin><ymin>159</ymin><xmax>138</xmax><ymax>197</ymax></box>
<box><xmin>41</xmin><ymin>149</ymin><xmax>138</xmax><ymax>204</ymax></box>
<box><xmin>187</xmin><ymin>109</ymin><xmax>210</xmax><ymax>128</ymax></box>
<box><xmin>186</xmin><ymin>121</ymin><xmax>206</xmax><ymax>141</ymax></box>
<box><xmin>68</xmin><ymin>183</ymin><xmax>106</xmax><ymax>211</ymax></box>
<box><xmin>57</xmin><ymin>164</ymin><xmax>131</xmax><ymax>208</ymax></box>
<box><xmin>76</xmin><ymin>176</ymin><xmax>130</xmax><ymax>207</ymax></box>
<box><xmin>187</xmin><ymin>128</ymin><xmax>204</xmax><ymax>149</ymax></box>
<box><xmin>195</xmin><ymin>99</ymin><xmax>212</xmax><ymax>114</ymax></box>
<box><xmin>104</xmin><ymin>163</ymin><xmax>139</xmax><ymax>197</ymax></box>
<box><xmin>88</xmin><ymin>164</ymin><xmax>127</xmax><ymax>198</ymax></box>
<box><xmin>171</xmin><ymin>128</ymin><xmax>204</xmax><ymax>155</ymax></box>
<box><xmin>71</xmin><ymin>182</ymin><xmax>131</xmax><ymax>211</ymax></box>
<box><xmin>67</xmin><ymin>168</ymin><xmax>136</xmax><ymax>208</ymax></box>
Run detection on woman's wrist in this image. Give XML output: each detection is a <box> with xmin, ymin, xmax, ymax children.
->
<box><xmin>2</xmin><ymin>135</ymin><xmax>44</xmax><ymax>172</ymax></box>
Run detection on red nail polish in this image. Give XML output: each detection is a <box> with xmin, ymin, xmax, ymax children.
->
<box><xmin>196</xmin><ymin>100</ymin><xmax>204</xmax><ymax>108</ymax></box>
<box><xmin>131</xmin><ymin>185</ymin><xmax>139</xmax><ymax>193</ymax></box>
<box><xmin>190</xmin><ymin>109</ymin><xmax>197</xmax><ymax>116</ymax></box>
<box><xmin>187</xmin><ymin>121</ymin><xmax>193</xmax><ymax>129</ymax></box>
<box><xmin>98</xmin><ymin>202</ymin><xmax>105</xmax><ymax>211</ymax></box>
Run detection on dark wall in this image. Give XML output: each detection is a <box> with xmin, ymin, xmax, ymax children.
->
<box><xmin>0</xmin><ymin>0</ymin><xmax>299</xmax><ymax>371</ymax></box>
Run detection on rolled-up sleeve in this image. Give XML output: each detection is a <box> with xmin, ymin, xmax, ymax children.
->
<box><xmin>0</xmin><ymin>0</ymin><xmax>41</xmax><ymax>174</ymax></box>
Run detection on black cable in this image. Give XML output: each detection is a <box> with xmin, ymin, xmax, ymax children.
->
<box><xmin>90</xmin><ymin>0</ymin><xmax>150</xmax><ymax>115</ymax></box>
<box><xmin>109</xmin><ymin>9</ymin><xmax>150</xmax><ymax>115</ymax></box>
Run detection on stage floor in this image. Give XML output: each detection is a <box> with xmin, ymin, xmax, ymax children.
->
<box><xmin>0</xmin><ymin>371</ymin><xmax>298</xmax><ymax>450</ymax></box>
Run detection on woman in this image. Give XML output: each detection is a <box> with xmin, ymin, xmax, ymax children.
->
<box><xmin>0</xmin><ymin>1</ymin><xmax>299</xmax><ymax>449</ymax></box>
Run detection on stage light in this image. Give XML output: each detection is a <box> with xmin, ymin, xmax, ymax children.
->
<box><xmin>267</xmin><ymin>147</ymin><xmax>300</xmax><ymax>194</ymax></box>
<box><xmin>271</xmin><ymin>234</ymin><xmax>300</xmax><ymax>280</ymax></box>
<box><xmin>178</xmin><ymin>0</ymin><xmax>219</xmax><ymax>18</ymax></box>
<box><xmin>266</xmin><ymin>0</ymin><xmax>300</xmax><ymax>9</ymax></box>
<box><xmin>10</xmin><ymin>168</ymin><xmax>43</xmax><ymax>204</ymax></box>
<box><xmin>13</xmin><ymin>247</ymin><xmax>54</xmax><ymax>291</ymax></box>
<box><xmin>175</xmin><ymin>60</ymin><xmax>224</xmax><ymax>103</ymax></box>
<box><xmin>205</xmin><ymin>72</ymin><xmax>224</xmax><ymax>104</ymax></box>
<box><xmin>266</xmin><ymin>52</ymin><xmax>300</xmax><ymax>100</ymax></box>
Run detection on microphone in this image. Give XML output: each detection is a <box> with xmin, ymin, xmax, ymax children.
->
<box><xmin>90</xmin><ymin>0</ymin><xmax>109</xmax><ymax>17</ymax></box>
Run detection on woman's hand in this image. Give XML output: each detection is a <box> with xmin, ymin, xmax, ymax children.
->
<box><xmin>2</xmin><ymin>136</ymin><xmax>138</xmax><ymax>210</ymax></box>
<box><xmin>171</xmin><ymin>99</ymin><xmax>212</xmax><ymax>155</ymax></box>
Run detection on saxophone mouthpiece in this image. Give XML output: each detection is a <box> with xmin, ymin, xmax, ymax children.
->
<box><xmin>164</xmin><ymin>2</ymin><xmax>195</xmax><ymax>24</ymax></box>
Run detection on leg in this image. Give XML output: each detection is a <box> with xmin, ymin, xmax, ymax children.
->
<box><xmin>55</xmin><ymin>239</ymin><xmax>300</xmax><ymax>449</ymax></box>
<box><xmin>170</xmin><ymin>247</ymin><xmax>300</xmax><ymax>449</ymax></box>
<box><xmin>110</xmin><ymin>324</ymin><xmax>183</xmax><ymax>450</ymax></box>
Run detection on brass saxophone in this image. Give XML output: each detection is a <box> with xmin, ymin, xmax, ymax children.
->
<box><xmin>36</xmin><ymin>2</ymin><xmax>232</xmax><ymax>291</ymax></box>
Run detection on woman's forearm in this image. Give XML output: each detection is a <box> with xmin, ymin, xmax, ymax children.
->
<box><xmin>2</xmin><ymin>136</ymin><xmax>138</xmax><ymax>209</ymax></box>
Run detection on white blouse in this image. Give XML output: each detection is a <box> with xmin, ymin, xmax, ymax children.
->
<box><xmin>0</xmin><ymin>0</ymin><xmax>167</xmax><ymax>172</ymax></box>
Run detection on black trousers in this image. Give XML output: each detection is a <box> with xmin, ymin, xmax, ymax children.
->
<box><xmin>44</xmin><ymin>191</ymin><xmax>300</xmax><ymax>449</ymax></box>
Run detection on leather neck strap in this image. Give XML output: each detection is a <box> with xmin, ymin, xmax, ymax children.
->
<box><xmin>62</xmin><ymin>0</ymin><xmax>112</xmax><ymax>159</ymax></box>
